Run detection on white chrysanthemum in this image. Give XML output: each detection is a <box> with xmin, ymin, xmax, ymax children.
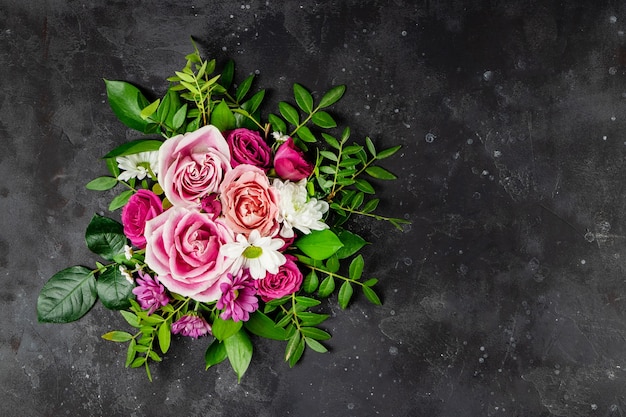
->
<box><xmin>272</xmin><ymin>179</ymin><xmax>329</xmax><ymax>239</ymax></box>
<box><xmin>221</xmin><ymin>230</ymin><xmax>286</xmax><ymax>279</ymax></box>
<box><xmin>116</xmin><ymin>151</ymin><xmax>159</xmax><ymax>182</ymax></box>
<box><xmin>271</xmin><ymin>131</ymin><xmax>289</xmax><ymax>144</ymax></box>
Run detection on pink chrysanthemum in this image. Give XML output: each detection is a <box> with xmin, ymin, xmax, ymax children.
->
<box><xmin>131</xmin><ymin>271</ymin><xmax>170</xmax><ymax>315</ymax></box>
<box><xmin>216</xmin><ymin>271</ymin><xmax>259</xmax><ymax>322</ymax></box>
<box><xmin>171</xmin><ymin>314</ymin><xmax>212</xmax><ymax>339</ymax></box>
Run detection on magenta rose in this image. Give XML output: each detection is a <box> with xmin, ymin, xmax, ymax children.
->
<box><xmin>158</xmin><ymin>124</ymin><xmax>231</xmax><ymax>208</ymax></box>
<box><xmin>219</xmin><ymin>164</ymin><xmax>281</xmax><ymax>237</ymax></box>
<box><xmin>225</xmin><ymin>128</ymin><xmax>272</xmax><ymax>171</ymax></box>
<box><xmin>121</xmin><ymin>189</ymin><xmax>163</xmax><ymax>248</ymax></box>
<box><xmin>144</xmin><ymin>206</ymin><xmax>234</xmax><ymax>302</ymax></box>
<box><xmin>273</xmin><ymin>137</ymin><xmax>313</xmax><ymax>181</ymax></box>
<box><xmin>256</xmin><ymin>255</ymin><xmax>303</xmax><ymax>302</ymax></box>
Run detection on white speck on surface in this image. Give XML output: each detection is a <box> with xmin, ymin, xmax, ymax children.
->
<box><xmin>389</xmin><ymin>346</ymin><xmax>399</xmax><ymax>355</ymax></box>
<box><xmin>425</xmin><ymin>132</ymin><xmax>436</xmax><ymax>143</ymax></box>
<box><xmin>610</xmin><ymin>15</ymin><xmax>618</xmax><ymax>23</ymax></box>
<box><xmin>609</xmin><ymin>66</ymin><xmax>618</xmax><ymax>75</ymax></box>
<box><xmin>581</xmin><ymin>259</ymin><xmax>586</xmax><ymax>265</ymax></box>
<box><xmin>603</xmin><ymin>135</ymin><xmax>607</xmax><ymax>140</ymax></box>
<box><xmin>401</xmin><ymin>30</ymin><xmax>407</xmax><ymax>36</ymax></box>
<box><xmin>483</xmin><ymin>70</ymin><xmax>493</xmax><ymax>81</ymax></box>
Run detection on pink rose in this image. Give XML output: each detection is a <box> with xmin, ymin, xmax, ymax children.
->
<box><xmin>219</xmin><ymin>164</ymin><xmax>280</xmax><ymax>237</ymax></box>
<box><xmin>225</xmin><ymin>128</ymin><xmax>272</xmax><ymax>171</ymax></box>
<box><xmin>256</xmin><ymin>255</ymin><xmax>303</xmax><ymax>302</ymax></box>
<box><xmin>158</xmin><ymin>125</ymin><xmax>231</xmax><ymax>208</ymax></box>
<box><xmin>121</xmin><ymin>189</ymin><xmax>163</xmax><ymax>248</ymax></box>
<box><xmin>273</xmin><ymin>137</ymin><xmax>313</xmax><ymax>181</ymax></box>
<box><xmin>144</xmin><ymin>207</ymin><xmax>234</xmax><ymax>302</ymax></box>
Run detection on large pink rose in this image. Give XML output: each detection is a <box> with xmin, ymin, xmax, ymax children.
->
<box><xmin>219</xmin><ymin>164</ymin><xmax>280</xmax><ymax>237</ymax></box>
<box><xmin>144</xmin><ymin>207</ymin><xmax>234</xmax><ymax>302</ymax></box>
<box><xmin>121</xmin><ymin>189</ymin><xmax>163</xmax><ymax>248</ymax></box>
<box><xmin>273</xmin><ymin>137</ymin><xmax>313</xmax><ymax>181</ymax></box>
<box><xmin>158</xmin><ymin>125</ymin><xmax>231</xmax><ymax>208</ymax></box>
<box><xmin>256</xmin><ymin>255</ymin><xmax>303</xmax><ymax>302</ymax></box>
<box><xmin>225</xmin><ymin>128</ymin><xmax>272</xmax><ymax>171</ymax></box>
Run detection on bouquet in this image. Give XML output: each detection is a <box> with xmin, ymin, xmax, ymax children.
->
<box><xmin>37</xmin><ymin>42</ymin><xmax>408</xmax><ymax>381</ymax></box>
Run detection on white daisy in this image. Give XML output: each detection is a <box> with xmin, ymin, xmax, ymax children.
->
<box><xmin>272</xmin><ymin>179</ymin><xmax>329</xmax><ymax>238</ymax></box>
<box><xmin>272</xmin><ymin>131</ymin><xmax>290</xmax><ymax>144</ymax></box>
<box><xmin>119</xmin><ymin>265</ymin><xmax>134</xmax><ymax>284</ymax></box>
<box><xmin>116</xmin><ymin>151</ymin><xmax>159</xmax><ymax>182</ymax></box>
<box><xmin>221</xmin><ymin>230</ymin><xmax>286</xmax><ymax>279</ymax></box>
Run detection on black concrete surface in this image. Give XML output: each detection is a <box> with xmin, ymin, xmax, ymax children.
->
<box><xmin>3</xmin><ymin>0</ymin><xmax>626</xmax><ymax>416</ymax></box>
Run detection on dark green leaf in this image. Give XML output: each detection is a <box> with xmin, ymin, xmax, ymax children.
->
<box><xmin>125</xmin><ymin>339</ymin><xmax>137</xmax><ymax>367</ymax></box>
<box><xmin>302</xmin><ymin>270</ymin><xmax>319</xmax><ymax>293</ymax></box>
<box><xmin>318</xmin><ymin>275</ymin><xmax>335</xmax><ymax>298</ymax></box>
<box><xmin>376</xmin><ymin>144</ymin><xmax>402</xmax><ymax>159</ymax></box>
<box><xmin>268</xmin><ymin>113</ymin><xmax>287</xmax><ymax>135</ymax></box>
<box><xmin>296</xmin><ymin>125</ymin><xmax>316</xmax><ymax>143</ymax></box>
<box><xmin>224</xmin><ymin>330</ymin><xmax>253</xmax><ymax>382</ymax></box>
<box><xmin>295</xmin><ymin>229</ymin><xmax>343</xmax><ymax>260</ymax></box>
<box><xmin>305</xmin><ymin>337</ymin><xmax>328</xmax><ymax>353</ymax></box>
<box><xmin>244</xmin><ymin>311</ymin><xmax>288</xmax><ymax>340</ymax></box>
<box><xmin>102</xmin><ymin>330</ymin><xmax>133</xmax><ymax>342</ymax></box>
<box><xmin>210</xmin><ymin>100</ymin><xmax>237</xmax><ymax>132</ymax></box>
<box><xmin>311</xmin><ymin>111</ymin><xmax>336</xmax><ymax>128</ymax></box>
<box><xmin>362</xmin><ymin>198</ymin><xmax>380</xmax><ymax>213</ymax></box>
<box><xmin>236</xmin><ymin>74</ymin><xmax>254</xmax><ymax>102</ymax></box>
<box><xmin>320</xmin><ymin>150</ymin><xmax>338</xmax><ymax>162</ymax></box>
<box><xmin>294</xmin><ymin>296</ymin><xmax>321</xmax><ymax>308</ymax></box>
<box><xmin>354</xmin><ymin>179</ymin><xmax>375</xmax><ymax>194</ymax></box>
<box><xmin>284</xmin><ymin>331</ymin><xmax>301</xmax><ymax>361</ymax></box>
<box><xmin>157</xmin><ymin>322</ymin><xmax>171</xmax><ymax>354</ymax></box>
<box><xmin>104</xmin><ymin>80</ymin><xmax>150</xmax><ymax>132</ymax></box>
<box><xmin>365</xmin><ymin>137</ymin><xmax>377</xmax><ymax>157</ymax></box>
<box><xmin>205</xmin><ymin>339</ymin><xmax>228</xmax><ymax>369</ymax></box>
<box><xmin>241</xmin><ymin>89</ymin><xmax>265</xmax><ymax>115</ymax></box>
<box><xmin>86</xmin><ymin>176</ymin><xmax>118</xmax><ymax>191</ymax></box>
<box><xmin>37</xmin><ymin>266</ymin><xmax>96</xmax><ymax>323</ymax></box>
<box><xmin>108</xmin><ymin>189</ymin><xmax>134</xmax><ymax>212</ymax></box>
<box><xmin>325</xmin><ymin>255</ymin><xmax>340</xmax><ymax>273</ymax></box>
<box><xmin>212</xmin><ymin>316</ymin><xmax>243</xmax><ymax>341</ymax></box>
<box><xmin>293</xmin><ymin>83</ymin><xmax>314</xmax><ymax>113</ymax></box>
<box><xmin>85</xmin><ymin>214</ymin><xmax>126</xmax><ymax>261</ymax></box>
<box><xmin>96</xmin><ymin>266</ymin><xmax>134</xmax><ymax>310</ymax></box>
<box><xmin>348</xmin><ymin>255</ymin><xmax>365</xmax><ymax>281</ymax></box>
<box><xmin>297</xmin><ymin>312</ymin><xmax>329</xmax><ymax>326</ymax></box>
<box><xmin>336</xmin><ymin>230</ymin><xmax>368</xmax><ymax>259</ymax></box>
<box><xmin>103</xmin><ymin>139</ymin><xmax>163</xmax><ymax>159</ymax></box>
<box><xmin>288</xmin><ymin>338</ymin><xmax>305</xmax><ymax>367</ymax></box>
<box><xmin>350</xmin><ymin>192</ymin><xmax>364</xmax><ymax>209</ymax></box>
<box><xmin>322</xmin><ymin>133</ymin><xmax>340</xmax><ymax>150</ymax></box>
<box><xmin>105</xmin><ymin>157</ymin><xmax>120</xmax><ymax>178</ymax></box>
<box><xmin>338</xmin><ymin>281</ymin><xmax>354</xmax><ymax>309</ymax></box>
<box><xmin>365</xmin><ymin>165</ymin><xmax>397</xmax><ymax>180</ymax></box>
<box><xmin>279</xmin><ymin>102</ymin><xmax>300</xmax><ymax>127</ymax></box>
<box><xmin>319</xmin><ymin>85</ymin><xmax>346</xmax><ymax>108</ymax></box>
<box><xmin>219</xmin><ymin>60</ymin><xmax>235</xmax><ymax>90</ymax></box>
<box><xmin>300</xmin><ymin>327</ymin><xmax>331</xmax><ymax>341</ymax></box>
<box><xmin>362</xmin><ymin>285</ymin><xmax>382</xmax><ymax>305</ymax></box>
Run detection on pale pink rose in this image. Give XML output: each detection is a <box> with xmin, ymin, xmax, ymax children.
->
<box><xmin>144</xmin><ymin>206</ymin><xmax>234</xmax><ymax>302</ymax></box>
<box><xmin>158</xmin><ymin>125</ymin><xmax>231</xmax><ymax>208</ymax></box>
<box><xmin>256</xmin><ymin>255</ymin><xmax>303</xmax><ymax>302</ymax></box>
<box><xmin>219</xmin><ymin>164</ymin><xmax>281</xmax><ymax>237</ymax></box>
<box><xmin>121</xmin><ymin>189</ymin><xmax>163</xmax><ymax>248</ymax></box>
<box><xmin>273</xmin><ymin>137</ymin><xmax>313</xmax><ymax>181</ymax></box>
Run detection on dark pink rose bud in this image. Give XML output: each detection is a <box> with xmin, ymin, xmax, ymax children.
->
<box><xmin>200</xmin><ymin>193</ymin><xmax>222</xmax><ymax>220</ymax></box>
<box><xmin>226</xmin><ymin>128</ymin><xmax>272</xmax><ymax>171</ymax></box>
<box><xmin>273</xmin><ymin>137</ymin><xmax>313</xmax><ymax>181</ymax></box>
<box><xmin>121</xmin><ymin>189</ymin><xmax>164</xmax><ymax>248</ymax></box>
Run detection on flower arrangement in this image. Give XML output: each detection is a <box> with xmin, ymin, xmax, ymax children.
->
<box><xmin>37</xmin><ymin>42</ymin><xmax>408</xmax><ymax>381</ymax></box>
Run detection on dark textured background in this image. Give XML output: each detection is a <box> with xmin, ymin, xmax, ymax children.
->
<box><xmin>2</xmin><ymin>1</ymin><xmax>626</xmax><ymax>416</ymax></box>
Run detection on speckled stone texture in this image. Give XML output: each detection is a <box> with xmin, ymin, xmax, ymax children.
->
<box><xmin>3</xmin><ymin>1</ymin><xmax>626</xmax><ymax>416</ymax></box>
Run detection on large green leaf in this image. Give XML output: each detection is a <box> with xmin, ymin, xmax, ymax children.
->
<box><xmin>85</xmin><ymin>214</ymin><xmax>127</xmax><ymax>261</ymax></box>
<box><xmin>96</xmin><ymin>266</ymin><xmax>134</xmax><ymax>310</ymax></box>
<box><xmin>224</xmin><ymin>330</ymin><xmax>253</xmax><ymax>382</ymax></box>
<box><xmin>205</xmin><ymin>339</ymin><xmax>228</xmax><ymax>370</ymax></box>
<box><xmin>244</xmin><ymin>311</ymin><xmax>288</xmax><ymax>340</ymax></box>
<box><xmin>295</xmin><ymin>229</ymin><xmax>343</xmax><ymax>260</ymax></box>
<box><xmin>212</xmin><ymin>316</ymin><xmax>243</xmax><ymax>341</ymax></box>
<box><xmin>37</xmin><ymin>266</ymin><xmax>97</xmax><ymax>323</ymax></box>
<box><xmin>335</xmin><ymin>230</ymin><xmax>368</xmax><ymax>259</ymax></box>
<box><xmin>104</xmin><ymin>80</ymin><xmax>150</xmax><ymax>132</ymax></box>
<box><xmin>102</xmin><ymin>139</ymin><xmax>162</xmax><ymax>159</ymax></box>
<box><xmin>210</xmin><ymin>100</ymin><xmax>237</xmax><ymax>132</ymax></box>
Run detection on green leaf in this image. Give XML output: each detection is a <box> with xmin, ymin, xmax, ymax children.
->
<box><xmin>338</xmin><ymin>281</ymin><xmax>354</xmax><ymax>309</ymax></box>
<box><xmin>305</xmin><ymin>337</ymin><xmax>328</xmax><ymax>353</ymax></box>
<box><xmin>140</xmin><ymin>99</ymin><xmax>160</xmax><ymax>120</ymax></box>
<box><xmin>105</xmin><ymin>157</ymin><xmax>120</xmax><ymax>178</ymax></box>
<box><xmin>224</xmin><ymin>330</ymin><xmax>253</xmax><ymax>382</ymax></box>
<box><xmin>365</xmin><ymin>137</ymin><xmax>377</xmax><ymax>157</ymax></box>
<box><xmin>319</xmin><ymin>85</ymin><xmax>346</xmax><ymax>108</ymax></box>
<box><xmin>104</xmin><ymin>80</ymin><xmax>150</xmax><ymax>132</ymax></box>
<box><xmin>241</xmin><ymin>89</ymin><xmax>265</xmax><ymax>116</ymax></box>
<box><xmin>297</xmin><ymin>312</ymin><xmax>329</xmax><ymax>326</ymax></box>
<box><xmin>125</xmin><ymin>339</ymin><xmax>137</xmax><ymax>367</ymax></box>
<box><xmin>102</xmin><ymin>331</ymin><xmax>133</xmax><ymax>342</ymax></box>
<box><xmin>96</xmin><ymin>266</ymin><xmax>134</xmax><ymax>310</ymax></box>
<box><xmin>317</xmin><ymin>275</ymin><xmax>335</xmax><ymax>298</ymax></box>
<box><xmin>294</xmin><ymin>229</ymin><xmax>343</xmax><ymax>260</ymax></box>
<box><xmin>302</xmin><ymin>270</ymin><xmax>319</xmax><ymax>293</ymax></box>
<box><xmin>348</xmin><ymin>255</ymin><xmax>364</xmax><ymax>280</ymax></box>
<box><xmin>37</xmin><ymin>266</ymin><xmax>96</xmax><ymax>323</ymax></box>
<box><xmin>362</xmin><ymin>198</ymin><xmax>380</xmax><ymax>213</ymax></box>
<box><xmin>300</xmin><ymin>327</ymin><xmax>331</xmax><ymax>341</ymax></box>
<box><xmin>296</xmin><ymin>125</ymin><xmax>316</xmax><ymax>143</ymax></box>
<box><xmin>268</xmin><ymin>113</ymin><xmax>287</xmax><ymax>134</ymax></box>
<box><xmin>212</xmin><ymin>316</ymin><xmax>243</xmax><ymax>341</ymax></box>
<box><xmin>354</xmin><ymin>179</ymin><xmax>375</xmax><ymax>194</ymax></box>
<box><xmin>85</xmin><ymin>215</ymin><xmax>126</xmax><ymax>261</ymax></box>
<box><xmin>157</xmin><ymin>322</ymin><xmax>171</xmax><ymax>354</ymax></box>
<box><xmin>279</xmin><ymin>101</ymin><xmax>299</xmax><ymax>126</ymax></box>
<box><xmin>325</xmin><ymin>255</ymin><xmax>340</xmax><ymax>273</ymax></box>
<box><xmin>219</xmin><ymin>60</ymin><xmax>235</xmax><ymax>89</ymax></box>
<box><xmin>244</xmin><ymin>311</ymin><xmax>289</xmax><ymax>340</ymax></box>
<box><xmin>322</xmin><ymin>133</ymin><xmax>340</xmax><ymax>150</ymax></box>
<box><xmin>284</xmin><ymin>330</ymin><xmax>301</xmax><ymax>361</ymax></box>
<box><xmin>289</xmin><ymin>338</ymin><xmax>305</xmax><ymax>367</ymax></box>
<box><xmin>108</xmin><ymin>189</ymin><xmax>134</xmax><ymax>212</ymax></box>
<box><xmin>320</xmin><ymin>150</ymin><xmax>338</xmax><ymax>162</ymax></box>
<box><xmin>236</xmin><ymin>74</ymin><xmax>254</xmax><ymax>102</ymax></box>
<box><xmin>362</xmin><ymin>285</ymin><xmax>382</xmax><ymax>305</ymax></box>
<box><xmin>294</xmin><ymin>296</ymin><xmax>321</xmax><ymax>308</ymax></box>
<box><xmin>103</xmin><ymin>139</ymin><xmax>163</xmax><ymax>159</ymax></box>
<box><xmin>336</xmin><ymin>230</ymin><xmax>368</xmax><ymax>259</ymax></box>
<box><xmin>205</xmin><ymin>339</ymin><xmax>228</xmax><ymax>369</ymax></box>
<box><xmin>86</xmin><ymin>176</ymin><xmax>118</xmax><ymax>191</ymax></box>
<box><xmin>171</xmin><ymin>103</ymin><xmax>187</xmax><ymax>130</ymax></box>
<box><xmin>311</xmin><ymin>111</ymin><xmax>336</xmax><ymax>129</ymax></box>
<box><xmin>376</xmin><ymin>144</ymin><xmax>402</xmax><ymax>159</ymax></box>
<box><xmin>365</xmin><ymin>165</ymin><xmax>397</xmax><ymax>180</ymax></box>
<box><xmin>293</xmin><ymin>83</ymin><xmax>314</xmax><ymax>113</ymax></box>
<box><xmin>120</xmin><ymin>310</ymin><xmax>140</xmax><ymax>328</ymax></box>
<box><xmin>362</xmin><ymin>278</ymin><xmax>378</xmax><ymax>287</ymax></box>
<box><xmin>210</xmin><ymin>100</ymin><xmax>237</xmax><ymax>132</ymax></box>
